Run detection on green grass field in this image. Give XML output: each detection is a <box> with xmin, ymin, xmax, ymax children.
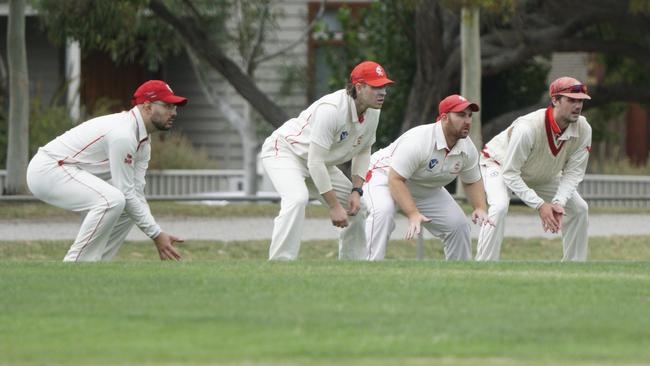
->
<box><xmin>2</xmin><ymin>237</ymin><xmax>650</xmax><ymax>366</ymax></box>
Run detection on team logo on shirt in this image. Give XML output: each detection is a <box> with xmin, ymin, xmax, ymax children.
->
<box><xmin>339</xmin><ymin>130</ymin><xmax>349</xmax><ymax>142</ymax></box>
<box><xmin>427</xmin><ymin>158</ymin><xmax>439</xmax><ymax>170</ymax></box>
<box><xmin>124</xmin><ymin>153</ymin><xmax>133</xmax><ymax>165</ymax></box>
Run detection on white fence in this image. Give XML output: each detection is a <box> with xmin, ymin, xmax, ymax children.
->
<box><xmin>2</xmin><ymin>170</ymin><xmax>650</xmax><ymax>207</ymax></box>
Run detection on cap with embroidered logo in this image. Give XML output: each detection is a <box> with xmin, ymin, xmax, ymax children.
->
<box><xmin>131</xmin><ymin>80</ymin><xmax>188</xmax><ymax>106</ymax></box>
<box><xmin>436</xmin><ymin>94</ymin><xmax>479</xmax><ymax>121</ymax></box>
<box><xmin>350</xmin><ymin>61</ymin><xmax>394</xmax><ymax>87</ymax></box>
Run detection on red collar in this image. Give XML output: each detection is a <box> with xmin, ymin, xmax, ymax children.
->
<box><xmin>545</xmin><ymin>107</ymin><xmax>565</xmax><ymax>156</ymax></box>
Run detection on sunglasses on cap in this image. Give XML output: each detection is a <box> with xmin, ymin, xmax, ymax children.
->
<box><xmin>557</xmin><ymin>84</ymin><xmax>588</xmax><ymax>94</ymax></box>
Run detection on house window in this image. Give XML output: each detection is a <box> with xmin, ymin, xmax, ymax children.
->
<box><xmin>307</xmin><ymin>2</ymin><xmax>370</xmax><ymax>101</ymax></box>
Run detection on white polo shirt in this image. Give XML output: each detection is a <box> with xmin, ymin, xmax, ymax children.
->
<box><xmin>40</xmin><ymin>107</ymin><xmax>161</xmax><ymax>238</ymax></box>
<box><xmin>369</xmin><ymin>122</ymin><xmax>481</xmax><ymax>195</ymax></box>
<box><xmin>261</xmin><ymin>89</ymin><xmax>379</xmax><ymax>166</ymax></box>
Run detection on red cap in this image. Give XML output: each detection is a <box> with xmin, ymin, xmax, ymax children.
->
<box><xmin>436</xmin><ymin>94</ymin><xmax>479</xmax><ymax>121</ymax></box>
<box><xmin>549</xmin><ymin>77</ymin><xmax>591</xmax><ymax>100</ymax></box>
<box><xmin>350</xmin><ymin>61</ymin><xmax>394</xmax><ymax>87</ymax></box>
<box><xmin>131</xmin><ymin>80</ymin><xmax>188</xmax><ymax>106</ymax></box>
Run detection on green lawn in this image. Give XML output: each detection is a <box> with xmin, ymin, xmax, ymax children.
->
<box><xmin>1</xmin><ymin>260</ymin><xmax>649</xmax><ymax>366</ymax></box>
<box><xmin>2</xmin><ymin>238</ymin><xmax>650</xmax><ymax>366</ymax></box>
<box><xmin>1</xmin><ymin>201</ymin><xmax>647</xmax><ymax>220</ymax></box>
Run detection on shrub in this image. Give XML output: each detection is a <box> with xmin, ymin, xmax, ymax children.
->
<box><xmin>148</xmin><ymin>133</ymin><xmax>218</xmax><ymax>169</ymax></box>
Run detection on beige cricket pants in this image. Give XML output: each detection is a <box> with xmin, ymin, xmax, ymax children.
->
<box><xmin>476</xmin><ymin>163</ymin><xmax>589</xmax><ymax>261</ymax></box>
<box><xmin>363</xmin><ymin>170</ymin><xmax>472</xmax><ymax>261</ymax></box>
<box><xmin>261</xmin><ymin>153</ymin><xmax>367</xmax><ymax>261</ymax></box>
<box><xmin>26</xmin><ymin>151</ymin><xmax>135</xmax><ymax>262</ymax></box>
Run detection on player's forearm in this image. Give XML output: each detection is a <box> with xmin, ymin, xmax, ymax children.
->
<box><xmin>502</xmin><ymin>170</ymin><xmax>544</xmax><ymax>209</ymax></box>
<box><xmin>351</xmin><ymin>175</ymin><xmax>364</xmax><ymax>189</ymax></box>
<box><xmin>321</xmin><ymin>190</ymin><xmax>342</xmax><ymax>209</ymax></box>
<box><xmin>351</xmin><ymin>146</ymin><xmax>371</xmax><ymax>179</ymax></box>
<box><xmin>463</xmin><ymin>180</ymin><xmax>488</xmax><ymax>211</ymax></box>
<box><xmin>388</xmin><ymin>175</ymin><xmax>418</xmax><ymax>218</ymax></box>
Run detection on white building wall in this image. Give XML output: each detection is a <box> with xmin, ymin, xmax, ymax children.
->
<box><xmin>167</xmin><ymin>0</ymin><xmax>317</xmax><ymax>169</ymax></box>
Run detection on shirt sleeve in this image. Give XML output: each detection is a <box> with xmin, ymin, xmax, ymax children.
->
<box><xmin>351</xmin><ymin>145</ymin><xmax>371</xmax><ymax>179</ymax></box>
<box><xmin>390</xmin><ymin>138</ymin><xmax>427</xmax><ymax>180</ymax></box>
<box><xmin>459</xmin><ymin>143</ymin><xmax>482</xmax><ymax>184</ymax></box>
<box><xmin>107</xmin><ymin>132</ymin><xmax>161</xmax><ymax>239</ymax></box>
<box><xmin>553</xmin><ymin>123</ymin><xmax>592</xmax><ymax>206</ymax></box>
<box><xmin>309</xmin><ymin>104</ymin><xmax>339</xmax><ymax>150</ymax></box>
<box><xmin>501</xmin><ymin>124</ymin><xmax>545</xmax><ymax>209</ymax></box>
<box><xmin>307</xmin><ymin>142</ymin><xmax>333</xmax><ymax>194</ymax></box>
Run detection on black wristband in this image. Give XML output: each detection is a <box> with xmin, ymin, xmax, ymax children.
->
<box><xmin>351</xmin><ymin>187</ymin><xmax>363</xmax><ymax>196</ymax></box>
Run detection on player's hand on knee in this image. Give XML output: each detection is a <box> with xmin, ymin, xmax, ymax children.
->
<box><xmin>405</xmin><ymin>213</ymin><xmax>431</xmax><ymax>240</ymax></box>
<box><xmin>346</xmin><ymin>193</ymin><xmax>361</xmax><ymax>216</ymax></box>
<box><xmin>329</xmin><ymin>205</ymin><xmax>349</xmax><ymax>228</ymax></box>
<box><xmin>471</xmin><ymin>209</ymin><xmax>493</xmax><ymax>226</ymax></box>
<box><xmin>153</xmin><ymin>232</ymin><xmax>183</xmax><ymax>261</ymax></box>
<box><xmin>538</xmin><ymin>203</ymin><xmax>560</xmax><ymax>233</ymax></box>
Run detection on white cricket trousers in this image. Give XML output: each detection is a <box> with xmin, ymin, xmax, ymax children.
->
<box><xmin>262</xmin><ymin>154</ymin><xmax>367</xmax><ymax>261</ymax></box>
<box><xmin>363</xmin><ymin>170</ymin><xmax>472</xmax><ymax>261</ymax></box>
<box><xmin>26</xmin><ymin>151</ymin><xmax>135</xmax><ymax>262</ymax></box>
<box><xmin>476</xmin><ymin>163</ymin><xmax>589</xmax><ymax>261</ymax></box>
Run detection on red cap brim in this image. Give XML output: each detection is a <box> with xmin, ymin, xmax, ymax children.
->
<box><xmin>449</xmin><ymin>101</ymin><xmax>480</xmax><ymax>113</ymax></box>
<box><xmin>365</xmin><ymin>77</ymin><xmax>394</xmax><ymax>87</ymax></box>
<box><xmin>556</xmin><ymin>92</ymin><xmax>591</xmax><ymax>100</ymax></box>
<box><xmin>161</xmin><ymin>95</ymin><xmax>188</xmax><ymax>106</ymax></box>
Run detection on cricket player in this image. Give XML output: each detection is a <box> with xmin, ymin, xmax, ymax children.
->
<box><xmin>26</xmin><ymin>80</ymin><xmax>187</xmax><ymax>262</ymax></box>
<box><xmin>364</xmin><ymin>94</ymin><xmax>491</xmax><ymax>261</ymax></box>
<box><xmin>475</xmin><ymin>76</ymin><xmax>592</xmax><ymax>261</ymax></box>
<box><xmin>260</xmin><ymin>60</ymin><xmax>393</xmax><ymax>260</ymax></box>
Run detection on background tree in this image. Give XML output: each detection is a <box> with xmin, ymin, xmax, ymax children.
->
<box><xmin>4</xmin><ymin>0</ymin><xmax>29</xmax><ymax>194</ymax></box>
<box><xmin>323</xmin><ymin>0</ymin><xmax>650</xmax><ymax>147</ymax></box>
<box><xmin>33</xmin><ymin>0</ymin><xmax>325</xmax><ymax>195</ymax></box>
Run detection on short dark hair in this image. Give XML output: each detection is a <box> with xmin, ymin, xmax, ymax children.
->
<box><xmin>346</xmin><ymin>82</ymin><xmax>357</xmax><ymax>99</ymax></box>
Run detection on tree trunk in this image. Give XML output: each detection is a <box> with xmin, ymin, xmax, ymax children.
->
<box><xmin>401</xmin><ymin>0</ymin><xmax>457</xmax><ymax>133</ymax></box>
<box><xmin>5</xmin><ymin>0</ymin><xmax>29</xmax><ymax>195</ymax></box>
<box><xmin>456</xmin><ymin>6</ymin><xmax>482</xmax><ymax>199</ymax></box>
<box><xmin>460</xmin><ymin>6</ymin><xmax>482</xmax><ymax>150</ymax></box>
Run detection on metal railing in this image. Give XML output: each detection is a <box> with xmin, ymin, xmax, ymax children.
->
<box><xmin>2</xmin><ymin>169</ymin><xmax>650</xmax><ymax>207</ymax></box>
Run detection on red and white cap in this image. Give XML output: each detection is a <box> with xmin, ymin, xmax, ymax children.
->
<box><xmin>350</xmin><ymin>61</ymin><xmax>394</xmax><ymax>87</ymax></box>
<box><xmin>131</xmin><ymin>80</ymin><xmax>188</xmax><ymax>106</ymax></box>
<box><xmin>549</xmin><ymin>77</ymin><xmax>591</xmax><ymax>100</ymax></box>
<box><xmin>436</xmin><ymin>94</ymin><xmax>479</xmax><ymax>121</ymax></box>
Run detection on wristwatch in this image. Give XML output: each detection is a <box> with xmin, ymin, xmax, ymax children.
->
<box><xmin>351</xmin><ymin>187</ymin><xmax>363</xmax><ymax>196</ymax></box>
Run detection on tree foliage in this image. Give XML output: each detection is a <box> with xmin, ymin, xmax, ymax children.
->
<box><xmin>323</xmin><ymin>0</ymin><xmax>650</xmax><ymax>144</ymax></box>
<box><xmin>33</xmin><ymin>0</ymin><xmax>288</xmax><ymax>126</ymax></box>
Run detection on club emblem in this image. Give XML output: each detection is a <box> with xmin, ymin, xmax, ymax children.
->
<box><xmin>376</xmin><ymin>66</ymin><xmax>384</xmax><ymax>76</ymax></box>
<box><xmin>428</xmin><ymin>158</ymin><xmax>439</xmax><ymax>170</ymax></box>
<box><xmin>124</xmin><ymin>153</ymin><xmax>133</xmax><ymax>165</ymax></box>
<box><xmin>452</xmin><ymin>161</ymin><xmax>462</xmax><ymax>173</ymax></box>
<box><xmin>340</xmin><ymin>130</ymin><xmax>349</xmax><ymax>141</ymax></box>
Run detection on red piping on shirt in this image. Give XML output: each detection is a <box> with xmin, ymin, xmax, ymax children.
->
<box><xmin>480</xmin><ymin>147</ymin><xmax>501</xmax><ymax>165</ymax></box>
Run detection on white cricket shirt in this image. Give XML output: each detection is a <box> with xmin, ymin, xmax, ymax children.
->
<box><xmin>40</xmin><ymin>107</ymin><xmax>161</xmax><ymax>238</ymax></box>
<box><xmin>369</xmin><ymin>122</ymin><xmax>481</xmax><ymax>196</ymax></box>
<box><xmin>261</xmin><ymin>89</ymin><xmax>379</xmax><ymax>166</ymax></box>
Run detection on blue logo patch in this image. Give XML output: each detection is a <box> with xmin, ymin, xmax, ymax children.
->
<box><xmin>428</xmin><ymin>158</ymin><xmax>439</xmax><ymax>170</ymax></box>
<box><xmin>339</xmin><ymin>131</ymin><xmax>349</xmax><ymax>142</ymax></box>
